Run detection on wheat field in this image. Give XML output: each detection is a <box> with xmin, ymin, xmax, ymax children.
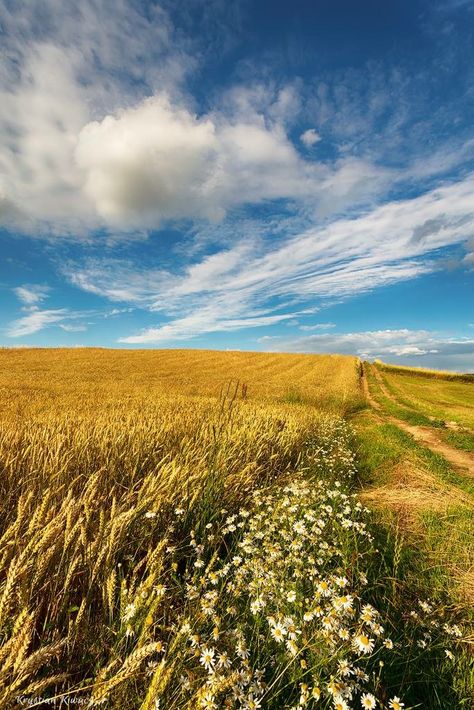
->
<box><xmin>0</xmin><ymin>349</ymin><xmax>469</xmax><ymax>709</ymax></box>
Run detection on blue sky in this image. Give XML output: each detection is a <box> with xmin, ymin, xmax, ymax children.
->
<box><xmin>0</xmin><ymin>0</ymin><xmax>473</xmax><ymax>370</ymax></box>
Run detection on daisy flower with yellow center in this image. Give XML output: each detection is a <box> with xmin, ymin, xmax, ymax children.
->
<box><xmin>389</xmin><ymin>697</ymin><xmax>405</xmax><ymax>710</ymax></box>
<box><xmin>354</xmin><ymin>633</ymin><xmax>375</xmax><ymax>654</ymax></box>
<box><xmin>321</xmin><ymin>616</ymin><xmax>333</xmax><ymax>630</ymax></box>
<box><xmin>361</xmin><ymin>692</ymin><xmax>377</xmax><ymax>708</ymax></box>
<box><xmin>333</xmin><ymin>696</ymin><xmax>349</xmax><ymax>710</ymax></box>
<box><xmin>199</xmin><ymin>647</ymin><xmax>215</xmax><ymax>673</ymax></box>
<box><xmin>270</xmin><ymin>622</ymin><xmax>287</xmax><ymax>643</ymax></box>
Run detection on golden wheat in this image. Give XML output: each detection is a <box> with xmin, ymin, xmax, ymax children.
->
<box><xmin>0</xmin><ymin>349</ymin><xmax>361</xmax><ymax>708</ymax></box>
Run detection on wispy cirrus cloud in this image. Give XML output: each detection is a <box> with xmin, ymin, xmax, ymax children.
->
<box><xmin>7</xmin><ymin>283</ymin><xmax>89</xmax><ymax>337</ymax></box>
<box><xmin>63</xmin><ymin>173</ymin><xmax>474</xmax><ymax>344</ymax></box>
<box><xmin>14</xmin><ymin>284</ymin><xmax>50</xmax><ymax>305</ymax></box>
<box><xmin>299</xmin><ymin>323</ymin><xmax>336</xmax><ymax>331</ymax></box>
<box><xmin>7</xmin><ymin>309</ymin><xmax>71</xmax><ymax>337</ymax></box>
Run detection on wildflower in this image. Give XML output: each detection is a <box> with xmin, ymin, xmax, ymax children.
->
<box><xmin>317</xmin><ymin>580</ymin><xmax>331</xmax><ymax>596</ymax></box>
<box><xmin>445</xmin><ymin>649</ymin><xmax>455</xmax><ymax>660</ymax></box>
<box><xmin>383</xmin><ymin>639</ymin><xmax>394</xmax><ymax>650</ymax></box>
<box><xmin>250</xmin><ymin>598</ymin><xmax>265</xmax><ymax>614</ymax></box>
<box><xmin>419</xmin><ymin>600</ymin><xmax>432</xmax><ymax>613</ymax></box>
<box><xmin>180</xmin><ymin>622</ymin><xmax>191</xmax><ymax>635</ymax></box>
<box><xmin>354</xmin><ymin>667</ymin><xmax>369</xmax><ymax>682</ymax></box>
<box><xmin>337</xmin><ymin>659</ymin><xmax>352</xmax><ymax>677</ymax></box>
<box><xmin>285</xmin><ymin>617</ymin><xmax>301</xmax><ymax>639</ymax></box>
<box><xmin>370</xmin><ymin>622</ymin><xmax>384</xmax><ymax>636</ymax></box>
<box><xmin>443</xmin><ymin>623</ymin><xmax>462</xmax><ymax>637</ymax></box>
<box><xmin>293</xmin><ymin>520</ymin><xmax>307</xmax><ymax>535</ymax></box>
<box><xmin>270</xmin><ymin>622</ymin><xmax>287</xmax><ymax>643</ymax></box>
<box><xmin>286</xmin><ymin>638</ymin><xmax>298</xmax><ymax>656</ymax></box>
<box><xmin>199</xmin><ymin>646</ymin><xmax>215</xmax><ymax>673</ymax></box>
<box><xmin>245</xmin><ymin>695</ymin><xmax>262</xmax><ymax>709</ymax></box>
<box><xmin>321</xmin><ymin>616</ymin><xmax>333</xmax><ymax>630</ymax></box>
<box><xmin>335</xmin><ymin>595</ymin><xmax>353</xmax><ymax>611</ymax></box>
<box><xmin>312</xmin><ymin>686</ymin><xmax>321</xmax><ymax>700</ymax></box>
<box><xmin>388</xmin><ymin>698</ymin><xmax>405</xmax><ymax>710</ymax></box>
<box><xmin>333</xmin><ymin>697</ymin><xmax>349</xmax><ymax>710</ymax></box>
<box><xmin>199</xmin><ymin>689</ymin><xmax>216</xmax><ymax>709</ymax></box>
<box><xmin>328</xmin><ymin>679</ymin><xmax>344</xmax><ymax>697</ymax></box>
<box><xmin>360</xmin><ymin>693</ymin><xmax>377</xmax><ymax>708</ymax></box>
<box><xmin>360</xmin><ymin>605</ymin><xmax>376</xmax><ymax>623</ymax></box>
<box><xmin>287</xmin><ymin>590</ymin><xmax>297</xmax><ymax>602</ymax></box>
<box><xmin>237</xmin><ymin>641</ymin><xmax>250</xmax><ymax>659</ymax></box>
<box><xmin>353</xmin><ymin>634</ymin><xmax>375</xmax><ymax>654</ymax></box>
<box><xmin>217</xmin><ymin>651</ymin><xmax>231</xmax><ymax>669</ymax></box>
<box><xmin>146</xmin><ymin>660</ymin><xmax>158</xmax><ymax>675</ymax></box>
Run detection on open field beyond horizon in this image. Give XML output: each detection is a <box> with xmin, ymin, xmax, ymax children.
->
<box><xmin>0</xmin><ymin>349</ymin><xmax>472</xmax><ymax>709</ymax></box>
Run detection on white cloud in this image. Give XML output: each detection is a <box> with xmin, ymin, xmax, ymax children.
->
<box><xmin>62</xmin><ymin>173</ymin><xmax>473</xmax><ymax>343</ymax></box>
<box><xmin>59</xmin><ymin>323</ymin><xmax>87</xmax><ymax>332</ymax></box>
<box><xmin>119</xmin><ymin>312</ymin><xmax>297</xmax><ymax>344</ymax></box>
<box><xmin>75</xmin><ymin>94</ymin><xmax>345</xmax><ymax>228</ymax></box>
<box><xmin>0</xmin><ymin>2</ymin><xmax>446</xmax><ymax>237</ymax></box>
<box><xmin>259</xmin><ymin>329</ymin><xmax>474</xmax><ymax>372</ymax></box>
<box><xmin>8</xmin><ymin>281</ymin><xmax>90</xmax><ymax>336</ymax></box>
<box><xmin>7</xmin><ymin>309</ymin><xmax>71</xmax><ymax>337</ymax></box>
<box><xmin>299</xmin><ymin>323</ymin><xmax>335</xmax><ymax>331</ymax></box>
<box><xmin>1</xmin><ymin>1</ymin><xmax>473</xmax><ymax>238</ymax></box>
<box><xmin>300</xmin><ymin>128</ymin><xmax>321</xmax><ymax>147</ymax></box>
<box><xmin>14</xmin><ymin>285</ymin><xmax>50</xmax><ymax>305</ymax></box>
<box><xmin>0</xmin><ymin>0</ymin><xmax>191</xmax><ymax>235</ymax></box>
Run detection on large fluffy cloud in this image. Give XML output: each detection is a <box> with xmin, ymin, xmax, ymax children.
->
<box><xmin>0</xmin><ymin>1</ymin><xmax>414</xmax><ymax>236</ymax></box>
<box><xmin>75</xmin><ymin>95</ymin><xmax>319</xmax><ymax>227</ymax></box>
<box><xmin>0</xmin><ymin>0</ymin><xmax>191</xmax><ymax>234</ymax></box>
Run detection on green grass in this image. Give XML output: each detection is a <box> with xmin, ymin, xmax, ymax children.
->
<box><xmin>376</xmin><ymin>360</ymin><xmax>474</xmax><ymax>383</ymax></box>
<box><xmin>445</xmin><ymin>429</ymin><xmax>474</xmax><ymax>452</ymax></box>
<box><xmin>366</xmin><ymin>364</ymin><xmax>442</xmax><ymax>426</ymax></box>
<box><xmin>354</xmin><ymin>401</ymin><xmax>474</xmax><ymax>505</ymax></box>
<box><xmin>376</xmin><ymin>365</ymin><xmax>474</xmax><ymax>431</ymax></box>
<box><xmin>351</xmin><ymin>406</ymin><xmax>474</xmax><ymax>705</ymax></box>
<box><xmin>367</xmin><ymin>364</ymin><xmax>474</xmax><ymax>466</ymax></box>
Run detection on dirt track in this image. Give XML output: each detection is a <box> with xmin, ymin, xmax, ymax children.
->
<box><xmin>362</xmin><ymin>364</ymin><xmax>474</xmax><ymax>477</ymax></box>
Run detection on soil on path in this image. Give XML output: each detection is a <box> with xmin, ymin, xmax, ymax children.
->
<box><xmin>362</xmin><ymin>364</ymin><xmax>474</xmax><ymax>477</ymax></box>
